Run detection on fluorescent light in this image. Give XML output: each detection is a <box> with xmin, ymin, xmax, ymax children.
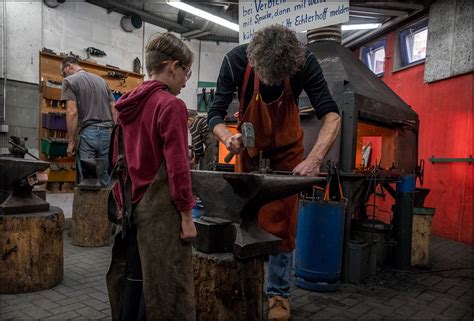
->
<box><xmin>341</xmin><ymin>23</ymin><xmax>382</xmax><ymax>31</ymax></box>
<box><xmin>167</xmin><ymin>1</ymin><xmax>239</xmax><ymax>32</ymax></box>
<box><xmin>300</xmin><ymin>23</ymin><xmax>381</xmax><ymax>33</ymax></box>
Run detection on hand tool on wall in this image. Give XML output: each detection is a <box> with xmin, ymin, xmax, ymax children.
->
<box><xmin>224</xmin><ymin>122</ymin><xmax>255</xmax><ymax>163</ymax></box>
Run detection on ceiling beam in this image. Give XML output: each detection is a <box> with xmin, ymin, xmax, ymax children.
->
<box><xmin>362</xmin><ymin>2</ymin><xmax>425</xmax><ymax>10</ymax></box>
<box><xmin>350</xmin><ymin>5</ymin><xmax>409</xmax><ymax>17</ymax></box>
<box><xmin>342</xmin><ymin>8</ymin><xmax>425</xmax><ymax>48</ymax></box>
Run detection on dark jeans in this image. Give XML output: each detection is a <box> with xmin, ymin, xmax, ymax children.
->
<box><xmin>121</xmin><ymin>225</ymin><xmax>146</xmax><ymax>321</ymax></box>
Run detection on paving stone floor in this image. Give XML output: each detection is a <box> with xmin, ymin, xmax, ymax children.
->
<box><xmin>1</xmin><ymin>231</ymin><xmax>472</xmax><ymax>320</ymax></box>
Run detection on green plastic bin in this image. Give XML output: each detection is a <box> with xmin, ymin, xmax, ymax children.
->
<box><xmin>41</xmin><ymin>138</ymin><xmax>68</xmax><ymax>157</ymax></box>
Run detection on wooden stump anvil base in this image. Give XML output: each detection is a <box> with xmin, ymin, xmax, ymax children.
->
<box><xmin>193</xmin><ymin>250</ymin><xmax>264</xmax><ymax>321</ymax></box>
<box><xmin>0</xmin><ymin>207</ymin><xmax>64</xmax><ymax>293</ymax></box>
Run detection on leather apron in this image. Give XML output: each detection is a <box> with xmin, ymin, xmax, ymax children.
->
<box><xmin>236</xmin><ymin>64</ymin><xmax>304</xmax><ymax>252</ymax></box>
<box><xmin>106</xmin><ymin>163</ymin><xmax>196</xmax><ymax>321</ymax></box>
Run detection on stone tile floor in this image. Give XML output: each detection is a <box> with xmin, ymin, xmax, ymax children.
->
<box><xmin>1</xmin><ymin>231</ymin><xmax>472</xmax><ymax>320</ymax></box>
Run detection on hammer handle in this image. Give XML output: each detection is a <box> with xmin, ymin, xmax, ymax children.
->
<box><xmin>224</xmin><ymin>151</ymin><xmax>235</xmax><ymax>163</ymax></box>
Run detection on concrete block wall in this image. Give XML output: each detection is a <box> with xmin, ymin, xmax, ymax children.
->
<box><xmin>424</xmin><ymin>0</ymin><xmax>473</xmax><ymax>82</ymax></box>
<box><xmin>198</xmin><ymin>41</ymin><xmax>237</xmax><ymax>83</ymax></box>
<box><xmin>0</xmin><ymin>80</ymin><xmax>40</xmax><ymax>154</ymax></box>
<box><xmin>43</xmin><ymin>1</ymin><xmax>143</xmax><ymax>74</ymax></box>
<box><xmin>2</xmin><ymin>1</ymin><xmax>42</xmax><ymax>84</ymax></box>
<box><xmin>0</xmin><ymin>1</ymin><xmax>237</xmax><ymax>150</ymax></box>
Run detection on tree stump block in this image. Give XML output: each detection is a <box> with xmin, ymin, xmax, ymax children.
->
<box><xmin>0</xmin><ymin>207</ymin><xmax>64</xmax><ymax>293</ymax></box>
<box><xmin>71</xmin><ymin>187</ymin><xmax>112</xmax><ymax>246</ymax></box>
<box><xmin>192</xmin><ymin>250</ymin><xmax>264</xmax><ymax>321</ymax></box>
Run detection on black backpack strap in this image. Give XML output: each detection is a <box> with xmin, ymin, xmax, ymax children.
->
<box><xmin>108</xmin><ymin>124</ymin><xmax>133</xmax><ymax>236</ymax></box>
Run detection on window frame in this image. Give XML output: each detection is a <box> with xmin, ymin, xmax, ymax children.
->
<box><xmin>399</xmin><ymin>19</ymin><xmax>429</xmax><ymax>66</ymax></box>
<box><xmin>360</xmin><ymin>39</ymin><xmax>387</xmax><ymax>77</ymax></box>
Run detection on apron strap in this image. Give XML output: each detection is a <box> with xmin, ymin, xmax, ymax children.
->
<box><xmin>239</xmin><ymin>64</ymin><xmax>253</xmax><ymax>119</ymax></box>
<box><xmin>108</xmin><ymin>125</ymin><xmax>119</xmax><ymax>175</ymax></box>
<box><xmin>284</xmin><ymin>76</ymin><xmax>292</xmax><ymax>96</ymax></box>
<box><xmin>253</xmin><ymin>71</ymin><xmax>260</xmax><ymax>93</ymax></box>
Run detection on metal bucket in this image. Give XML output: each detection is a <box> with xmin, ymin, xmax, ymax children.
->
<box><xmin>294</xmin><ymin>199</ymin><xmax>345</xmax><ymax>292</ymax></box>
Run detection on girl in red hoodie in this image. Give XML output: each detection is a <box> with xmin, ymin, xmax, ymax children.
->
<box><xmin>107</xmin><ymin>33</ymin><xmax>197</xmax><ymax>321</ymax></box>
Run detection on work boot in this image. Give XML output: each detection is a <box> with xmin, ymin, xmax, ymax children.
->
<box><xmin>268</xmin><ymin>296</ymin><xmax>290</xmax><ymax>321</ymax></box>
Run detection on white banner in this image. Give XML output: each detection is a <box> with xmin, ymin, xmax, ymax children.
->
<box><xmin>239</xmin><ymin>0</ymin><xmax>350</xmax><ymax>44</ymax></box>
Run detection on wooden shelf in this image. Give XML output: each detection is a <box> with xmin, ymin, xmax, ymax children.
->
<box><xmin>39</xmin><ymin>51</ymin><xmax>144</xmax><ymax>185</ymax></box>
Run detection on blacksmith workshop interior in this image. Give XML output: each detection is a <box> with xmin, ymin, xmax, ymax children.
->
<box><xmin>0</xmin><ymin>1</ymin><xmax>472</xmax><ymax>320</ymax></box>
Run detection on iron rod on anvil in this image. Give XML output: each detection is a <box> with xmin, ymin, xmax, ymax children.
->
<box><xmin>190</xmin><ymin>170</ymin><xmax>326</xmax><ymax>259</ymax></box>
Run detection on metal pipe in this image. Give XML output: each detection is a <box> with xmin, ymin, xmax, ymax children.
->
<box><xmin>186</xmin><ymin>30</ymin><xmax>211</xmax><ymax>40</ymax></box>
<box><xmin>87</xmin><ymin>0</ymin><xmax>188</xmax><ymax>33</ymax></box>
<box><xmin>197</xmin><ymin>40</ymin><xmax>201</xmax><ymax>88</ymax></box>
<box><xmin>307</xmin><ymin>25</ymin><xmax>342</xmax><ymax>44</ymax></box>
<box><xmin>393</xmin><ymin>175</ymin><xmax>415</xmax><ymax>270</ymax></box>
<box><xmin>198</xmin><ymin>34</ymin><xmax>238</xmax><ymax>43</ymax></box>
<box><xmin>182</xmin><ymin>21</ymin><xmax>210</xmax><ymax>38</ymax></box>
<box><xmin>2</xmin><ymin>0</ymin><xmax>7</xmax><ymax>124</ymax></box>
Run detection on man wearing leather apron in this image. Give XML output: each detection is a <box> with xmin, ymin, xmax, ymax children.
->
<box><xmin>208</xmin><ymin>25</ymin><xmax>341</xmax><ymax>321</ymax></box>
<box><xmin>61</xmin><ymin>56</ymin><xmax>116</xmax><ymax>186</ymax></box>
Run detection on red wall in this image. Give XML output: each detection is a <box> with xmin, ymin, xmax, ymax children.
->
<box><xmin>355</xmin><ymin>31</ymin><xmax>473</xmax><ymax>245</ymax></box>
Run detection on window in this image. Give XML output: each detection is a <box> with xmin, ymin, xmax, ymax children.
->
<box><xmin>399</xmin><ymin>19</ymin><xmax>428</xmax><ymax>66</ymax></box>
<box><xmin>361</xmin><ymin>39</ymin><xmax>387</xmax><ymax>76</ymax></box>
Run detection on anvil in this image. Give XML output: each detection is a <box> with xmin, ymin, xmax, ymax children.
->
<box><xmin>0</xmin><ymin>157</ymin><xmax>50</xmax><ymax>215</ymax></box>
<box><xmin>190</xmin><ymin>170</ymin><xmax>325</xmax><ymax>259</ymax></box>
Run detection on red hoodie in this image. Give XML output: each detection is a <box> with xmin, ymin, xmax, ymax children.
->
<box><xmin>114</xmin><ymin>80</ymin><xmax>194</xmax><ymax>212</ymax></box>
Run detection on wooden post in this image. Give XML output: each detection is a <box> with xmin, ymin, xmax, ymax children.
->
<box><xmin>71</xmin><ymin>187</ymin><xmax>112</xmax><ymax>246</ymax></box>
<box><xmin>0</xmin><ymin>207</ymin><xmax>64</xmax><ymax>293</ymax></box>
<box><xmin>192</xmin><ymin>251</ymin><xmax>264</xmax><ymax>321</ymax></box>
<box><xmin>411</xmin><ymin>207</ymin><xmax>436</xmax><ymax>266</ymax></box>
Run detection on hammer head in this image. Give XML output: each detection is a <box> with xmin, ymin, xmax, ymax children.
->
<box><xmin>241</xmin><ymin>122</ymin><xmax>255</xmax><ymax>148</ymax></box>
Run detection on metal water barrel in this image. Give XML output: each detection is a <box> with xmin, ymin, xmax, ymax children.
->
<box><xmin>294</xmin><ymin>200</ymin><xmax>345</xmax><ymax>292</ymax></box>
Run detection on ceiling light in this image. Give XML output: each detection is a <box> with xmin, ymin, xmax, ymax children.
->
<box><xmin>167</xmin><ymin>1</ymin><xmax>239</xmax><ymax>32</ymax></box>
<box><xmin>341</xmin><ymin>23</ymin><xmax>382</xmax><ymax>31</ymax></box>
<box><xmin>300</xmin><ymin>23</ymin><xmax>382</xmax><ymax>33</ymax></box>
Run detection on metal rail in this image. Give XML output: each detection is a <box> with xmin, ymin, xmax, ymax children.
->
<box><xmin>429</xmin><ymin>155</ymin><xmax>473</xmax><ymax>164</ymax></box>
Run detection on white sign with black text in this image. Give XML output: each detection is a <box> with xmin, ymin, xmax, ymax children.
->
<box><xmin>239</xmin><ymin>0</ymin><xmax>350</xmax><ymax>44</ymax></box>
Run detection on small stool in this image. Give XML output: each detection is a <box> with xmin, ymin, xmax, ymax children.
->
<box><xmin>0</xmin><ymin>207</ymin><xmax>64</xmax><ymax>293</ymax></box>
<box><xmin>71</xmin><ymin>187</ymin><xmax>112</xmax><ymax>246</ymax></box>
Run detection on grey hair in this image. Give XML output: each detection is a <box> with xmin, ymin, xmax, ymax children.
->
<box><xmin>247</xmin><ymin>25</ymin><xmax>305</xmax><ymax>85</ymax></box>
